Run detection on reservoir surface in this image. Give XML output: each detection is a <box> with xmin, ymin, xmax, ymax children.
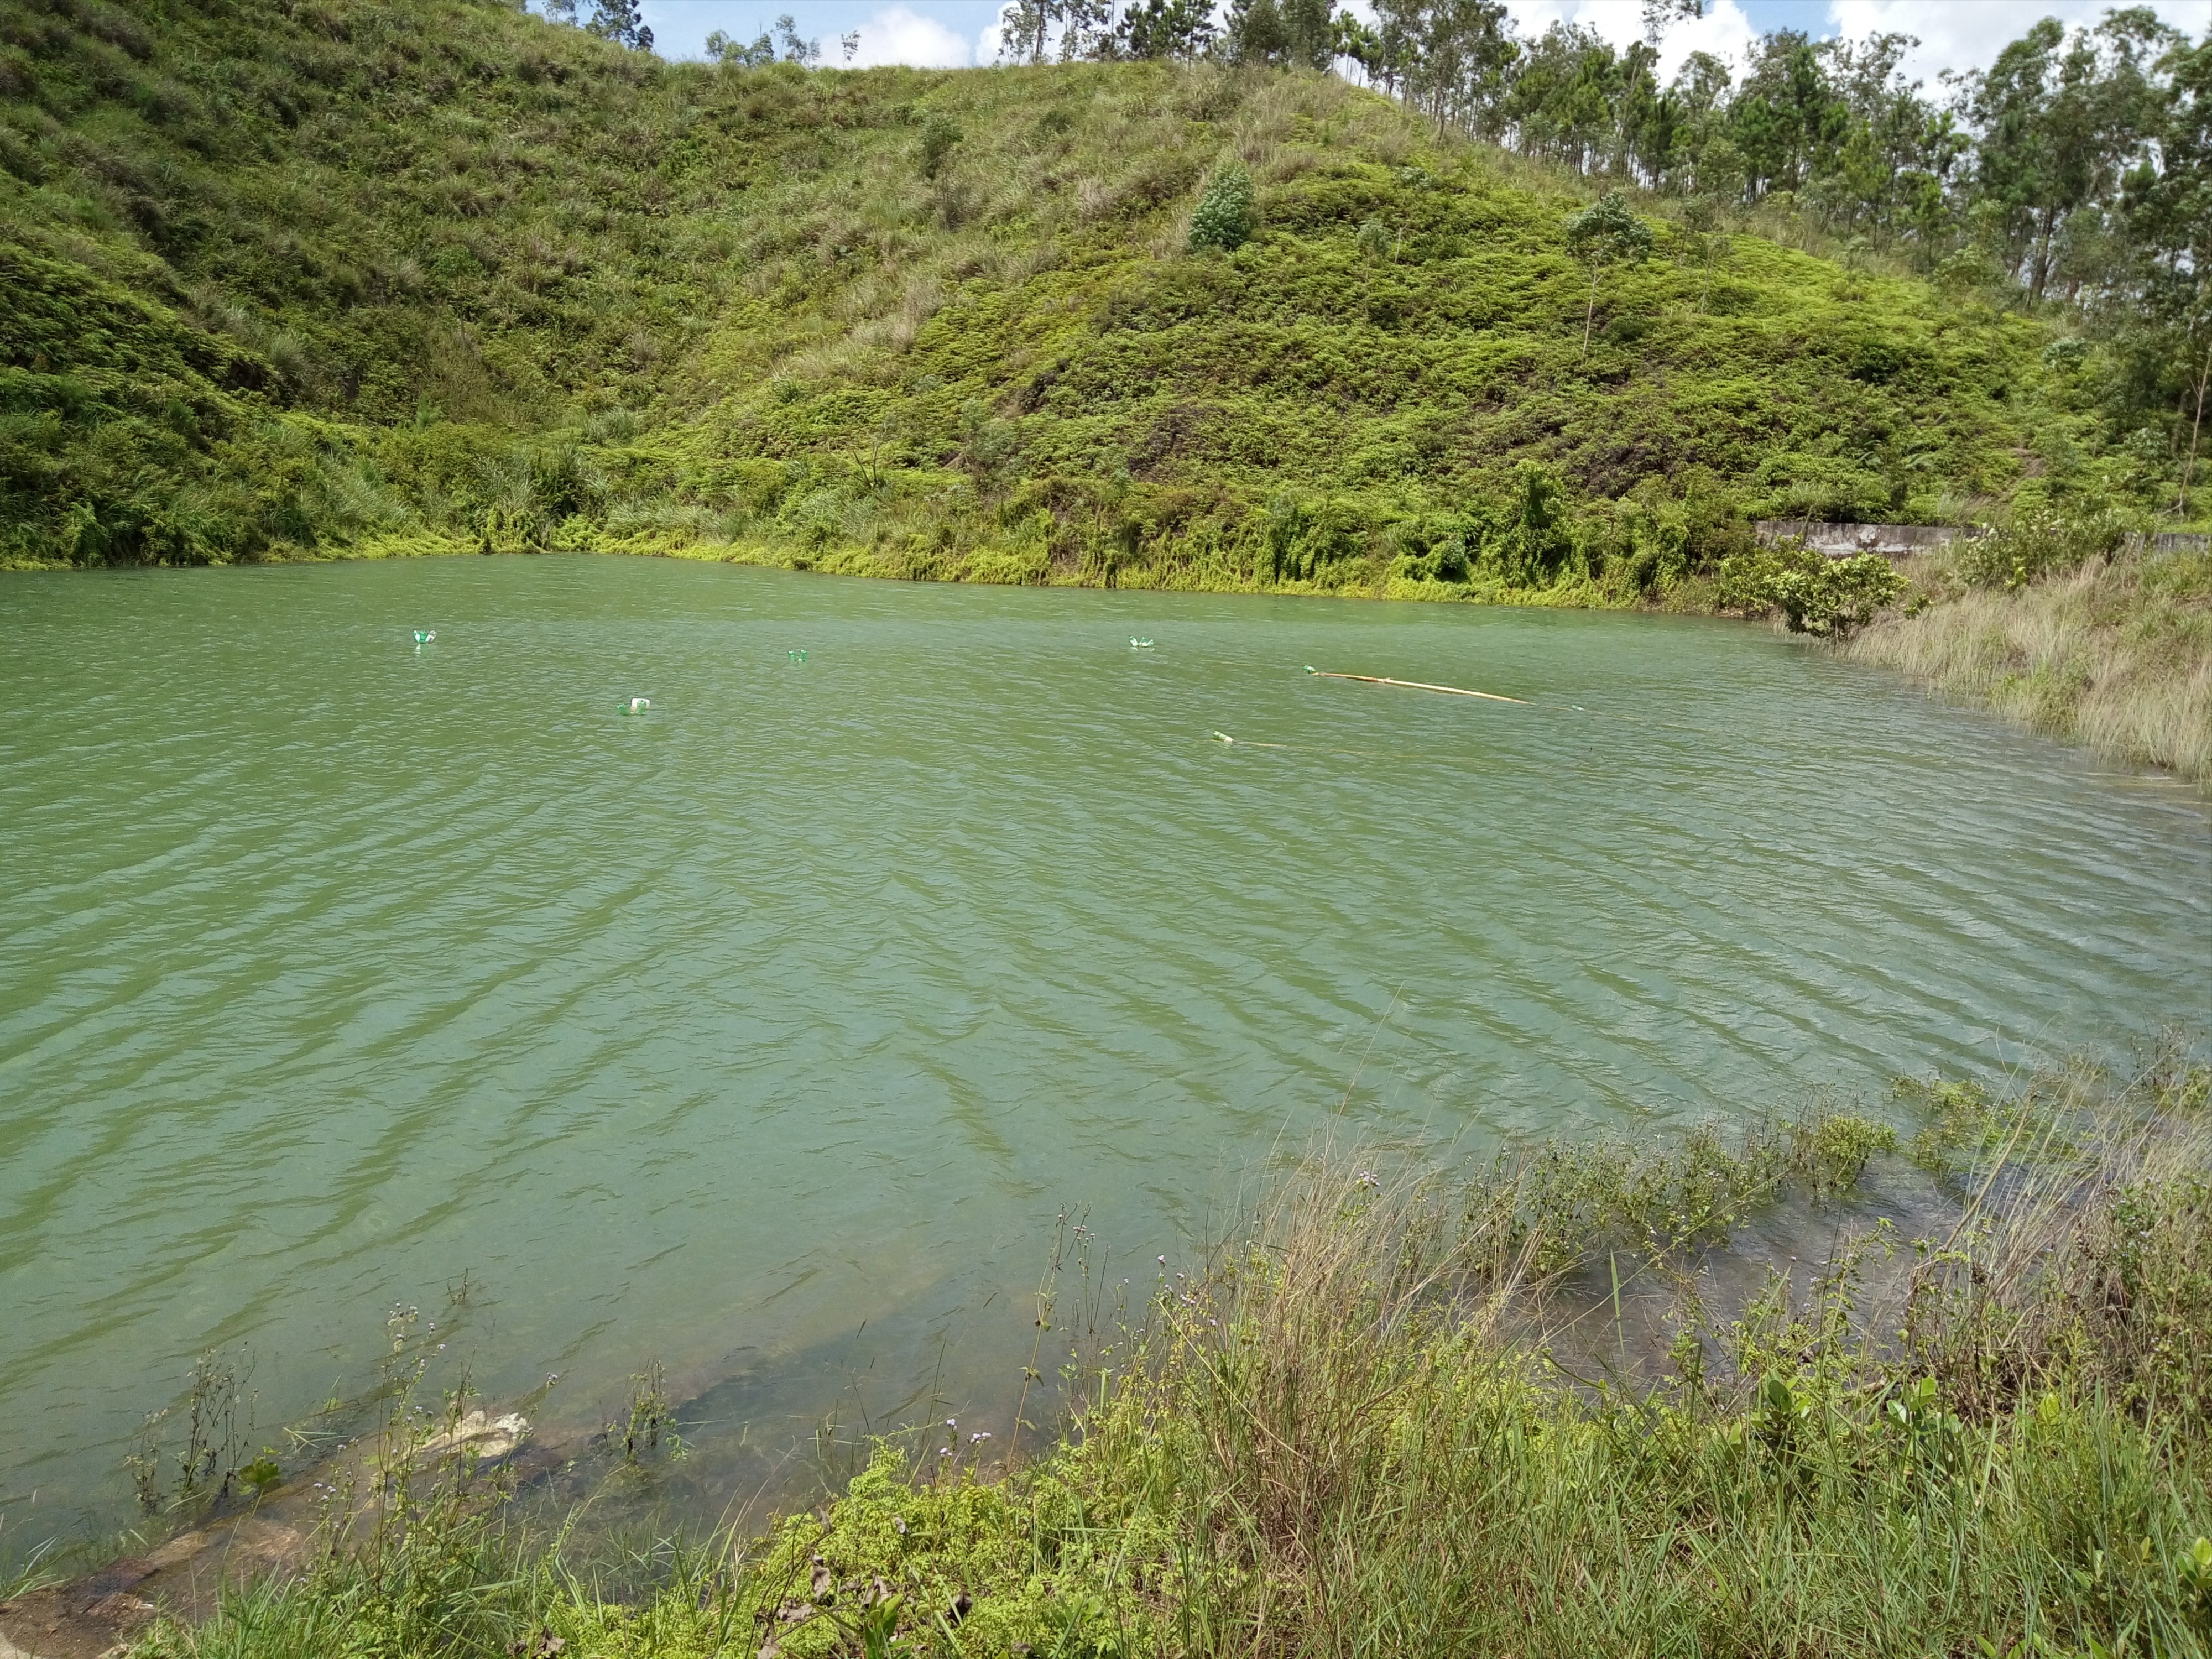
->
<box><xmin>3</xmin><ymin>554</ymin><xmax>2208</xmax><ymax>1553</ymax></box>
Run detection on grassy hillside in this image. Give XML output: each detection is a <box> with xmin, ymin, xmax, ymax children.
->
<box><xmin>1</xmin><ymin>0</ymin><xmax>2111</xmax><ymax>594</ymax></box>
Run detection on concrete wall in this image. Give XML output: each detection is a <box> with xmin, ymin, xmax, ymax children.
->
<box><xmin>1753</xmin><ymin>521</ymin><xmax>2211</xmax><ymax>559</ymax></box>
<box><xmin>1751</xmin><ymin>521</ymin><xmax>1976</xmax><ymax>556</ymax></box>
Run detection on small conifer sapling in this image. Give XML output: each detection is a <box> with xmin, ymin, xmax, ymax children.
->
<box><xmin>1190</xmin><ymin>164</ymin><xmax>1256</xmax><ymax>252</ymax></box>
<box><xmin>1563</xmin><ymin>190</ymin><xmax>1653</xmax><ymax>354</ymax></box>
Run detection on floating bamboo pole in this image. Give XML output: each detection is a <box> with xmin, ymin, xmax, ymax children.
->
<box><xmin>1303</xmin><ymin>667</ymin><xmax>1529</xmax><ymax>705</ymax></box>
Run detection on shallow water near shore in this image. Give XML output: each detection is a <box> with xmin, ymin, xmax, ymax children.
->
<box><xmin>2</xmin><ymin>554</ymin><xmax>2209</xmax><ymax>1563</ymax></box>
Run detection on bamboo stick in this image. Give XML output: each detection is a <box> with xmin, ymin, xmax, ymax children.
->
<box><xmin>1303</xmin><ymin>667</ymin><xmax>1529</xmax><ymax>705</ymax></box>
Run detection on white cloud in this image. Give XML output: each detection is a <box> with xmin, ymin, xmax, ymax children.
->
<box><xmin>1500</xmin><ymin>0</ymin><xmax>1756</xmax><ymax>79</ymax></box>
<box><xmin>1825</xmin><ymin>0</ymin><xmax>2211</xmax><ymax>81</ymax></box>
<box><xmin>1647</xmin><ymin>0</ymin><xmax>1759</xmax><ymax>76</ymax></box>
<box><xmin>669</xmin><ymin>0</ymin><xmax>2208</xmax><ymax>77</ymax></box>
<box><xmin>1493</xmin><ymin>0</ymin><xmax>2211</xmax><ymax>84</ymax></box>
<box><xmin>846</xmin><ymin>4</ymin><xmax>974</xmax><ymax>65</ymax></box>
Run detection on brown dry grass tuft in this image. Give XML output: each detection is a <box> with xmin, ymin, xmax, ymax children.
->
<box><xmin>1849</xmin><ymin>545</ymin><xmax>2212</xmax><ymax>784</ymax></box>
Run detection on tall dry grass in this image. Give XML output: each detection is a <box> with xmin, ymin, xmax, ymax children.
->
<box><xmin>1053</xmin><ymin>1053</ymin><xmax>2212</xmax><ymax>1657</ymax></box>
<box><xmin>1848</xmin><ymin>544</ymin><xmax>2212</xmax><ymax>785</ymax></box>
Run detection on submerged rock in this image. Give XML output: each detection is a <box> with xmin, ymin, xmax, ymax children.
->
<box><xmin>415</xmin><ymin>1409</ymin><xmax>529</xmax><ymax>1461</ymax></box>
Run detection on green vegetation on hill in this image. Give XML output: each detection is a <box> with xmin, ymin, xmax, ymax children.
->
<box><xmin>1</xmin><ymin>0</ymin><xmax>2113</xmax><ymax>598</ymax></box>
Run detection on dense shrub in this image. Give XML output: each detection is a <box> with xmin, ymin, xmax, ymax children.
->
<box><xmin>1468</xmin><ymin>462</ymin><xmax>1579</xmax><ymax>585</ymax></box>
<box><xmin>1718</xmin><ymin>542</ymin><xmax>1906</xmax><ymax>636</ymax></box>
<box><xmin>918</xmin><ymin>112</ymin><xmax>962</xmax><ymax>179</ymax></box>
<box><xmin>1260</xmin><ymin>493</ymin><xmax>1366</xmax><ymax>584</ymax></box>
<box><xmin>1955</xmin><ymin>507</ymin><xmax>2137</xmax><ymax>591</ymax></box>
<box><xmin>1187</xmin><ymin>161</ymin><xmax>1255</xmax><ymax>251</ymax></box>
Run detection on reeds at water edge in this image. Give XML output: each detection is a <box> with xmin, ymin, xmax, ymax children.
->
<box><xmin>119</xmin><ymin>1042</ymin><xmax>2212</xmax><ymax>1658</ymax></box>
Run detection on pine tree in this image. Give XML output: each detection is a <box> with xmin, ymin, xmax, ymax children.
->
<box><xmin>585</xmin><ymin>0</ymin><xmax>653</xmax><ymax>51</ymax></box>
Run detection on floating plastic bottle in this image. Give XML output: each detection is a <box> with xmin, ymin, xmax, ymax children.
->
<box><xmin>788</xmin><ymin>649</ymin><xmax>807</xmax><ymax>663</ymax></box>
<box><xmin>620</xmin><ymin>697</ymin><xmax>651</xmax><ymax>716</ymax></box>
<box><xmin>1130</xmin><ymin>638</ymin><xmax>1154</xmax><ymax>649</ymax></box>
<box><xmin>413</xmin><ymin>629</ymin><xmax>436</xmax><ymax>645</ymax></box>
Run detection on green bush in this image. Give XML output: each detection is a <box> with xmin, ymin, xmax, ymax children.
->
<box><xmin>919</xmin><ymin>112</ymin><xmax>962</xmax><ymax>179</ymax></box>
<box><xmin>1472</xmin><ymin>462</ymin><xmax>1577</xmax><ymax>586</ymax></box>
<box><xmin>1955</xmin><ymin>507</ymin><xmax>2135</xmax><ymax>591</ymax></box>
<box><xmin>1385</xmin><ymin>517</ymin><xmax>1472</xmax><ymax>583</ymax></box>
<box><xmin>1718</xmin><ymin>543</ymin><xmax>1906</xmax><ymax>636</ymax></box>
<box><xmin>1260</xmin><ymin>493</ymin><xmax>1366</xmax><ymax>585</ymax></box>
<box><xmin>1188</xmin><ymin>162</ymin><xmax>1256</xmax><ymax>251</ymax></box>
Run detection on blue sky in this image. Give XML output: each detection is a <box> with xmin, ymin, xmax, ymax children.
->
<box><xmin>621</xmin><ymin>0</ymin><xmax>2210</xmax><ymax>79</ymax></box>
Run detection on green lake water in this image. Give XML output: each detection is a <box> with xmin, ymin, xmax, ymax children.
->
<box><xmin>3</xmin><ymin>554</ymin><xmax>2209</xmax><ymax>1553</ymax></box>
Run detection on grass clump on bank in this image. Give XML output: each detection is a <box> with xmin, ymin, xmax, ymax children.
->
<box><xmin>1849</xmin><ymin>525</ymin><xmax>2212</xmax><ymax>785</ymax></box>
<box><xmin>125</xmin><ymin>1048</ymin><xmax>2212</xmax><ymax>1658</ymax></box>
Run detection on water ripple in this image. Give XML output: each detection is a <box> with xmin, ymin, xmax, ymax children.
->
<box><xmin>1</xmin><ymin>559</ymin><xmax>2207</xmax><ymax>1546</ymax></box>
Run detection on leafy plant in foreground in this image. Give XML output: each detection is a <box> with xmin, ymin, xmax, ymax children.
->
<box><xmin>119</xmin><ymin>1046</ymin><xmax>2212</xmax><ymax>1659</ymax></box>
